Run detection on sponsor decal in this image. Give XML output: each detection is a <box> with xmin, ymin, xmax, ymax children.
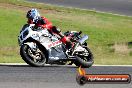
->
<box><xmin>76</xmin><ymin>66</ymin><xmax>131</xmax><ymax>85</ymax></box>
<box><xmin>48</xmin><ymin>40</ymin><xmax>62</xmax><ymax>48</ymax></box>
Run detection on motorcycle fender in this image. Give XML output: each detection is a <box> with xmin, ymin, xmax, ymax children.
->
<box><xmin>24</xmin><ymin>42</ymin><xmax>36</xmax><ymax>50</ymax></box>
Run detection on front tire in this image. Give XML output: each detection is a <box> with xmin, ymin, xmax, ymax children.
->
<box><xmin>20</xmin><ymin>44</ymin><xmax>46</xmax><ymax>67</ymax></box>
<box><xmin>74</xmin><ymin>47</ymin><xmax>94</xmax><ymax>68</ymax></box>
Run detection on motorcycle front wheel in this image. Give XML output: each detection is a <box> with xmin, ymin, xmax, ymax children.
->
<box><xmin>20</xmin><ymin>44</ymin><xmax>46</xmax><ymax>67</ymax></box>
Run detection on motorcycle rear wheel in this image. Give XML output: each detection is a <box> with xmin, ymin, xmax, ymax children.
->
<box><xmin>74</xmin><ymin>47</ymin><xmax>94</xmax><ymax>68</ymax></box>
<box><xmin>20</xmin><ymin>44</ymin><xmax>46</xmax><ymax>67</ymax></box>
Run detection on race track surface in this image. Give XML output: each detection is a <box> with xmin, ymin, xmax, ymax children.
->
<box><xmin>27</xmin><ymin>0</ymin><xmax>132</xmax><ymax>16</ymax></box>
<box><xmin>0</xmin><ymin>65</ymin><xmax>131</xmax><ymax>88</ymax></box>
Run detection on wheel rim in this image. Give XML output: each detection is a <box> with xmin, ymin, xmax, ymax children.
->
<box><xmin>23</xmin><ymin>44</ymin><xmax>46</xmax><ymax>65</ymax></box>
<box><xmin>77</xmin><ymin>50</ymin><xmax>93</xmax><ymax>62</ymax></box>
<box><xmin>74</xmin><ymin>47</ymin><xmax>94</xmax><ymax>67</ymax></box>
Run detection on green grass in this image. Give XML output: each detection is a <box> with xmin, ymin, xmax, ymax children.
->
<box><xmin>0</xmin><ymin>0</ymin><xmax>132</xmax><ymax>64</ymax></box>
<box><xmin>0</xmin><ymin>8</ymin><xmax>25</xmax><ymax>63</ymax></box>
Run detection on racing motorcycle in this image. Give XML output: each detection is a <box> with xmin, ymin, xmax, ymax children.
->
<box><xmin>18</xmin><ymin>24</ymin><xmax>94</xmax><ymax>67</ymax></box>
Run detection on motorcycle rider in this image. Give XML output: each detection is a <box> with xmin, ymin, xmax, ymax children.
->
<box><xmin>26</xmin><ymin>9</ymin><xmax>72</xmax><ymax>49</ymax></box>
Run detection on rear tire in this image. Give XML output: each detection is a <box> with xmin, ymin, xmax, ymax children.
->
<box><xmin>20</xmin><ymin>44</ymin><xmax>46</xmax><ymax>67</ymax></box>
<box><xmin>74</xmin><ymin>47</ymin><xmax>94</xmax><ymax>68</ymax></box>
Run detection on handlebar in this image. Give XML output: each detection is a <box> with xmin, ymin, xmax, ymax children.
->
<box><xmin>78</xmin><ymin>31</ymin><xmax>82</xmax><ymax>35</ymax></box>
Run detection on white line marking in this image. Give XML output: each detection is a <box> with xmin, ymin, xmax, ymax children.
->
<box><xmin>0</xmin><ymin>63</ymin><xmax>28</xmax><ymax>65</ymax></box>
<box><xmin>0</xmin><ymin>63</ymin><xmax>132</xmax><ymax>67</ymax></box>
<box><xmin>93</xmin><ymin>65</ymin><xmax>132</xmax><ymax>67</ymax></box>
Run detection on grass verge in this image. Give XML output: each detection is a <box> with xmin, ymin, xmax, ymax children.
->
<box><xmin>0</xmin><ymin>0</ymin><xmax>132</xmax><ymax>64</ymax></box>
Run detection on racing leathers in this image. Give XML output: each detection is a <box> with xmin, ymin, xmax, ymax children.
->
<box><xmin>27</xmin><ymin>16</ymin><xmax>72</xmax><ymax>49</ymax></box>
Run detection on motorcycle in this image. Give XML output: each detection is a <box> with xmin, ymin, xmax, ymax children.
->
<box><xmin>18</xmin><ymin>24</ymin><xmax>94</xmax><ymax>67</ymax></box>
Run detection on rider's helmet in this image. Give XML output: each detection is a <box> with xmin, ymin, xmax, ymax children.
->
<box><xmin>26</xmin><ymin>9</ymin><xmax>40</xmax><ymax>22</ymax></box>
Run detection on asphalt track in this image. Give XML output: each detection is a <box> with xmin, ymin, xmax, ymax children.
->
<box><xmin>27</xmin><ymin>0</ymin><xmax>132</xmax><ymax>16</ymax></box>
<box><xmin>0</xmin><ymin>64</ymin><xmax>131</xmax><ymax>88</ymax></box>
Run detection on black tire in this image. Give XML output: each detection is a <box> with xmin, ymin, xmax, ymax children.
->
<box><xmin>20</xmin><ymin>44</ymin><xmax>46</xmax><ymax>67</ymax></box>
<box><xmin>74</xmin><ymin>47</ymin><xmax>94</xmax><ymax>68</ymax></box>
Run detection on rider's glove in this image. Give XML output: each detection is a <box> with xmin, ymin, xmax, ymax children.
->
<box><xmin>40</xmin><ymin>18</ymin><xmax>45</xmax><ymax>25</ymax></box>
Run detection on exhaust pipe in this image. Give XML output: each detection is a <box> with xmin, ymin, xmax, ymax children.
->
<box><xmin>79</xmin><ymin>35</ymin><xmax>88</xmax><ymax>44</ymax></box>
